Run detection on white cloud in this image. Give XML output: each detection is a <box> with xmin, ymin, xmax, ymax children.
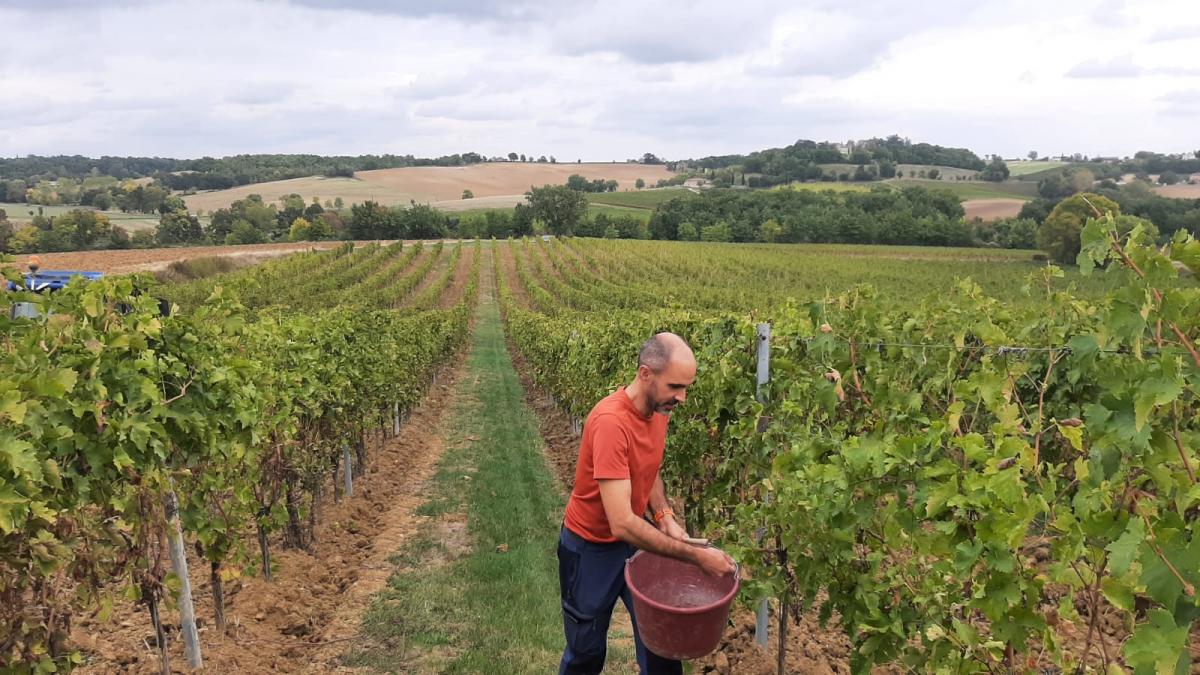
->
<box><xmin>0</xmin><ymin>0</ymin><xmax>1197</xmax><ymax>160</ymax></box>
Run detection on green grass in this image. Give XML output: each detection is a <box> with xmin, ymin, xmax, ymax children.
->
<box><xmin>585</xmin><ymin>188</ymin><xmax>688</xmax><ymax>210</ymax></box>
<box><xmin>1006</xmin><ymin>161</ymin><xmax>1069</xmax><ymax>177</ymax></box>
<box><xmin>887</xmin><ymin>179</ymin><xmax>1038</xmax><ymax>200</ymax></box>
<box><xmin>775</xmin><ymin>181</ymin><xmax>877</xmax><ymax>193</ymax></box>
<box><xmin>0</xmin><ymin>202</ymin><xmax>163</xmax><ymax>232</ymax></box>
<box><xmin>588</xmin><ymin>203</ymin><xmax>652</xmax><ymax>222</ymax></box>
<box><xmin>343</xmin><ymin>271</ymin><xmax>606</xmax><ymax>673</ymax></box>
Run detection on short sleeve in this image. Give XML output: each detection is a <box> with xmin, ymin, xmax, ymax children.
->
<box><xmin>589</xmin><ymin>414</ymin><xmax>631</xmax><ymax>480</ymax></box>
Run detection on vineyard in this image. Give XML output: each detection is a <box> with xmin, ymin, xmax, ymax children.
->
<box><xmin>1</xmin><ymin>239</ymin><xmax>480</xmax><ymax>672</ymax></box>
<box><xmin>497</xmin><ymin>226</ymin><xmax>1200</xmax><ymax>672</ymax></box>
<box><xmin>3</xmin><ymin>222</ymin><xmax>1199</xmax><ymax>673</ymax></box>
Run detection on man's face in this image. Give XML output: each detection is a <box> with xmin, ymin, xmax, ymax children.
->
<box><xmin>643</xmin><ymin>358</ymin><xmax>697</xmax><ymax>415</ymax></box>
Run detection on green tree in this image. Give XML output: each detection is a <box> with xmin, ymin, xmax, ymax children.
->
<box><xmin>333</xmin><ymin>196</ymin><xmax>345</xmax><ymax>210</ymax></box>
<box><xmin>700</xmin><ymin>222</ymin><xmax>732</xmax><ymax>242</ymax></box>
<box><xmin>462</xmin><ymin>189</ymin><xmax>474</xmax><ymax>199</ymax></box>
<box><xmin>676</xmin><ymin>222</ymin><xmax>699</xmax><ymax>241</ymax></box>
<box><xmin>1158</xmin><ymin>171</ymin><xmax>1181</xmax><ymax>186</ymax></box>
<box><xmin>512</xmin><ymin>203</ymin><xmax>535</xmax><ymax>236</ymax></box>
<box><xmin>525</xmin><ymin>185</ymin><xmax>587</xmax><ymax>236</ymax></box>
<box><xmin>759</xmin><ymin>218</ymin><xmax>784</xmax><ymax>243</ymax></box>
<box><xmin>0</xmin><ymin>211</ymin><xmax>12</xmax><ymax>253</ymax></box>
<box><xmin>565</xmin><ymin>174</ymin><xmax>590</xmax><ymax>192</ymax></box>
<box><xmin>927</xmin><ymin>168</ymin><xmax>940</xmax><ymax>180</ymax></box>
<box><xmin>508</xmin><ymin>152</ymin><xmax>518</xmax><ymax>161</ymax></box>
<box><xmin>225</xmin><ymin>220</ymin><xmax>265</xmax><ymax>245</ymax></box>
<box><xmin>635</xmin><ymin>178</ymin><xmax>645</xmax><ymax>189</ymax></box>
<box><xmin>156</xmin><ymin>211</ymin><xmax>203</xmax><ymax>245</ymax></box>
<box><xmin>979</xmin><ymin>158</ymin><xmax>1010</xmax><ymax>182</ymax></box>
<box><xmin>1037</xmin><ymin>192</ymin><xmax>1120</xmax><ymax>263</ymax></box>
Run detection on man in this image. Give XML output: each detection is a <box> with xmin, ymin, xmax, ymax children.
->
<box><xmin>558</xmin><ymin>332</ymin><xmax>736</xmax><ymax>675</ymax></box>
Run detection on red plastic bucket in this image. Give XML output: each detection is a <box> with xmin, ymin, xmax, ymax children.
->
<box><xmin>624</xmin><ymin>549</ymin><xmax>740</xmax><ymax>660</ymax></box>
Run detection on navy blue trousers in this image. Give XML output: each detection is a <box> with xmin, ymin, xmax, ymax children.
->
<box><xmin>557</xmin><ymin>526</ymin><xmax>682</xmax><ymax>675</ymax></box>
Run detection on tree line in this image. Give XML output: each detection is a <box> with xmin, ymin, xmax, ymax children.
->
<box><xmin>0</xmin><ymin>152</ymin><xmax>487</xmax><ymax>195</ymax></box>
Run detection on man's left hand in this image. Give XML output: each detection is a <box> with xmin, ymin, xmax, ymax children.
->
<box><xmin>659</xmin><ymin>517</ymin><xmax>687</xmax><ymax>541</ymax></box>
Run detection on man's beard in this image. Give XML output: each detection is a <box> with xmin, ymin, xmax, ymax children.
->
<box><xmin>653</xmin><ymin>398</ymin><xmax>678</xmax><ymax>415</ymax></box>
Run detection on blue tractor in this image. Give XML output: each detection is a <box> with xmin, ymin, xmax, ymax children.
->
<box><xmin>6</xmin><ymin>257</ymin><xmax>169</xmax><ymax>318</ymax></box>
<box><xmin>6</xmin><ymin>258</ymin><xmax>103</xmax><ymax>318</ymax></box>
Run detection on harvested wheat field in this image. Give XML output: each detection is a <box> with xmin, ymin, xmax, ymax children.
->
<box><xmin>1155</xmin><ymin>182</ymin><xmax>1200</xmax><ymax>198</ymax></box>
<box><xmin>183</xmin><ymin>162</ymin><xmax>676</xmax><ymax>212</ymax></box>
<box><xmin>963</xmin><ymin>198</ymin><xmax>1025</xmax><ymax>221</ymax></box>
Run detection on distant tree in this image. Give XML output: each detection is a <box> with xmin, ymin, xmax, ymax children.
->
<box><xmin>156</xmin><ymin>210</ymin><xmax>203</xmax><ymax>245</ymax></box>
<box><xmin>333</xmin><ymin>196</ymin><xmax>345</xmax><ymax>209</ymax></box>
<box><xmin>508</xmin><ymin>152</ymin><xmax>519</xmax><ymax>161</ymax></box>
<box><xmin>918</xmin><ymin>170</ymin><xmax>927</xmax><ymax>179</ymax></box>
<box><xmin>877</xmin><ymin>160</ymin><xmax>896</xmax><ymax>178</ymax></box>
<box><xmin>130</xmin><ymin>229</ymin><xmax>156</xmax><ymax>249</ymax></box>
<box><xmin>700</xmin><ymin>221</ymin><xmax>732</xmax><ymax>242</ymax></box>
<box><xmin>349</xmin><ymin>200</ymin><xmax>395</xmax><ymax>239</ymax></box>
<box><xmin>635</xmin><ymin>178</ymin><xmax>645</xmax><ymax>189</ymax></box>
<box><xmin>1037</xmin><ymin>192</ymin><xmax>1119</xmax><ymax>263</ymax></box>
<box><xmin>1028</xmin><ymin>150</ymin><xmax>1039</xmax><ymax>160</ymax></box>
<box><xmin>602</xmin><ymin>224</ymin><xmax>619</xmax><ymax>239</ymax></box>
<box><xmin>1159</xmin><ymin>171</ymin><xmax>1181</xmax><ymax>185</ymax></box>
<box><xmin>288</xmin><ymin>217</ymin><xmax>312</xmax><ymax>241</ymax></box>
<box><xmin>759</xmin><ymin>218</ymin><xmax>783</xmax><ymax>243</ymax></box>
<box><xmin>108</xmin><ymin>225</ymin><xmax>130</xmax><ymax>249</ymax></box>
<box><xmin>462</xmin><ymin>189</ymin><xmax>474</xmax><ymax>199</ymax></box>
<box><xmin>604</xmin><ymin>179</ymin><xmax>618</xmax><ymax>192</ymax></box>
<box><xmin>512</xmin><ymin>202</ymin><xmax>535</xmax><ymax>236</ymax></box>
<box><xmin>399</xmin><ymin>204</ymin><xmax>448</xmax><ymax>238</ymax></box>
<box><xmin>677</xmin><ymin>222</ymin><xmax>699</xmax><ymax>241</ymax></box>
<box><xmin>549</xmin><ymin>156</ymin><xmax>557</xmax><ymax>164</ymax></box>
<box><xmin>642</xmin><ymin>153</ymin><xmax>662</xmax><ymax>165</ymax></box>
<box><xmin>1018</xmin><ymin>198</ymin><xmax>1056</xmax><ymax>223</ymax></box>
<box><xmin>566</xmin><ymin>174</ymin><xmax>590</xmax><ymax>192</ymax></box>
<box><xmin>520</xmin><ymin>154</ymin><xmax>527</xmax><ymax>162</ymax></box>
<box><xmin>225</xmin><ymin>220</ymin><xmax>265</xmax><ymax>245</ymax></box>
<box><xmin>526</xmin><ymin>184</ymin><xmax>587</xmax><ymax>235</ymax></box>
<box><xmin>928</xmin><ymin>168</ymin><xmax>940</xmax><ymax>180</ymax></box>
<box><xmin>92</xmin><ymin>192</ymin><xmax>113</xmax><ymax>210</ymax></box>
<box><xmin>978</xmin><ymin>158</ymin><xmax>1009</xmax><ymax>181</ymax></box>
<box><xmin>0</xmin><ymin>212</ymin><xmax>12</xmax><ymax>253</ymax></box>
<box><xmin>537</xmin><ymin>155</ymin><xmax>548</xmax><ymax>163</ymax></box>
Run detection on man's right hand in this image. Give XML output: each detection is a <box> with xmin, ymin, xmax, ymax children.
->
<box><xmin>691</xmin><ymin>545</ymin><xmax>736</xmax><ymax>577</ymax></box>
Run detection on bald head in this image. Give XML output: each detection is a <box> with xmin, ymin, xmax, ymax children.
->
<box><xmin>637</xmin><ymin>332</ymin><xmax>695</xmax><ymax>373</ymax></box>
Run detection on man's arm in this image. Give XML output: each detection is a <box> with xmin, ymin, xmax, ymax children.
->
<box><xmin>599</xmin><ymin>478</ymin><xmax>734</xmax><ymax>576</ymax></box>
<box><xmin>646</xmin><ymin>474</ymin><xmax>686</xmax><ymax>540</ymax></box>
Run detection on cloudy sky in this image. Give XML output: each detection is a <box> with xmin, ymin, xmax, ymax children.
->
<box><xmin>0</xmin><ymin>0</ymin><xmax>1197</xmax><ymax>161</ymax></box>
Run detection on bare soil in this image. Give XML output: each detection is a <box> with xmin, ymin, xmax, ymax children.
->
<box><xmin>7</xmin><ymin>242</ymin><xmax>354</xmax><ymax>275</ymax></box>
<box><xmin>495</xmin><ymin>242</ymin><xmax>533</xmax><ymax>310</ymax></box>
<box><xmin>437</xmin><ymin>244</ymin><xmax>477</xmax><ymax>309</ymax></box>
<box><xmin>71</xmin><ymin>351</ymin><xmax>468</xmax><ymax>674</ymax></box>
<box><xmin>962</xmin><ymin>198</ymin><xmax>1025</xmax><ymax>221</ymax></box>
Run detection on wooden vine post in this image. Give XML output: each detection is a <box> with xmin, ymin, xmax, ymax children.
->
<box><xmin>164</xmin><ymin>489</ymin><xmax>203</xmax><ymax>670</ymax></box>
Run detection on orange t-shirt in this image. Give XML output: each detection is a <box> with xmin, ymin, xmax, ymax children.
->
<box><xmin>564</xmin><ymin>387</ymin><xmax>670</xmax><ymax>543</ymax></box>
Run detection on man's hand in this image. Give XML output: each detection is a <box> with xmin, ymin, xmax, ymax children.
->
<box><xmin>691</xmin><ymin>545</ymin><xmax>736</xmax><ymax>577</ymax></box>
<box><xmin>658</xmin><ymin>516</ymin><xmax>687</xmax><ymax>541</ymax></box>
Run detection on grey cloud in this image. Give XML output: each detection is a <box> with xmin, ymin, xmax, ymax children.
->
<box><xmin>550</xmin><ymin>2</ymin><xmax>776</xmax><ymax>65</ymax></box>
<box><xmin>282</xmin><ymin>0</ymin><xmax>546</xmax><ymax>21</ymax></box>
<box><xmin>225</xmin><ymin>82</ymin><xmax>298</xmax><ymax>105</ymax></box>
<box><xmin>1158</xmin><ymin>90</ymin><xmax>1200</xmax><ymax>104</ymax></box>
<box><xmin>1148</xmin><ymin>24</ymin><xmax>1200</xmax><ymax>42</ymax></box>
<box><xmin>1066</xmin><ymin>54</ymin><xmax>1142</xmax><ymax>78</ymax></box>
